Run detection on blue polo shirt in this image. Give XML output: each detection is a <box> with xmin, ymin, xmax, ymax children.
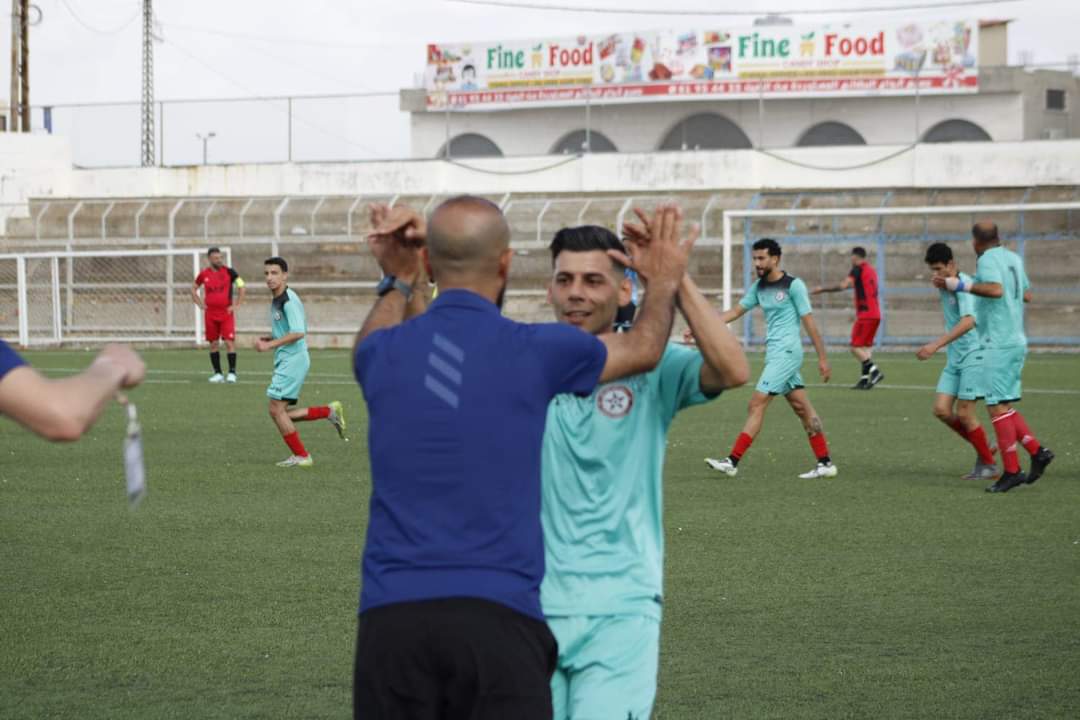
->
<box><xmin>354</xmin><ymin>289</ymin><xmax>608</xmax><ymax>621</ymax></box>
<box><xmin>0</xmin><ymin>340</ymin><xmax>26</xmax><ymax>382</ymax></box>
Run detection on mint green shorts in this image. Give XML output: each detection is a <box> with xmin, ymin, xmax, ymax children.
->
<box><xmin>936</xmin><ymin>355</ymin><xmax>984</xmax><ymax>401</ymax></box>
<box><xmin>548</xmin><ymin>614</ymin><xmax>660</xmax><ymax>720</ymax></box>
<box><xmin>756</xmin><ymin>347</ymin><xmax>804</xmax><ymax>396</ymax></box>
<box><xmin>266</xmin><ymin>353</ymin><xmax>311</xmax><ymax>403</ymax></box>
<box><xmin>983</xmin><ymin>345</ymin><xmax>1026</xmax><ymax>406</ymax></box>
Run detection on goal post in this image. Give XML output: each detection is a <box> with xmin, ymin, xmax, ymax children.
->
<box><xmin>0</xmin><ymin>248</ymin><xmax>231</xmax><ymax>347</ymax></box>
<box><xmin>718</xmin><ymin>202</ymin><xmax>1080</xmax><ymax>348</ymax></box>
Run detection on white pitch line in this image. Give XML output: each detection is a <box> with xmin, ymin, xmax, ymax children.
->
<box><xmin>804</xmin><ymin>383</ymin><xmax>1080</xmax><ymax>397</ymax></box>
<box><xmin>37</xmin><ymin>367</ymin><xmax>355</xmax><ymax>379</ymax></box>
<box><xmin>133</xmin><ymin>379</ymin><xmax>357</xmax><ymax>387</ymax></box>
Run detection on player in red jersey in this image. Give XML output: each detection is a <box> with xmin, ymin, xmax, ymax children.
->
<box><xmin>192</xmin><ymin>247</ymin><xmax>246</xmax><ymax>383</ymax></box>
<box><xmin>811</xmin><ymin>246</ymin><xmax>884</xmax><ymax>389</ymax></box>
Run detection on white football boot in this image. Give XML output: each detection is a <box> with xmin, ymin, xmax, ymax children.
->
<box><xmin>276</xmin><ymin>455</ymin><xmax>314</xmax><ymax>468</ymax></box>
<box><xmin>798</xmin><ymin>461</ymin><xmax>838</xmax><ymax>479</ymax></box>
<box><xmin>705</xmin><ymin>457</ymin><xmax>738</xmax><ymax>477</ymax></box>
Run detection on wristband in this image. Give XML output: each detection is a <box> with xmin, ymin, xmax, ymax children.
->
<box><xmin>945</xmin><ymin>276</ymin><xmax>967</xmax><ymax>292</ymax></box>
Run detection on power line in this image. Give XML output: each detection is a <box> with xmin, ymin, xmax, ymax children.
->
<box><xmin>158</xmin><ymin>22</ymin><xmax>389</xmax><ymax>94</ymax></box>
<box><xmin>58</xmin><ymin>0</ymin><xmax>141</xmax><ymax>34</ymax></box>
<box><xmin>160</xmin><ymin>36</ymin><xmax>386</xmax><ymax>158</ymax></box>
<box><xmin>445</xmin><ymin>0</ymin><xmax>1020</xmax><ymax>16</ymax></box>
<box><xmin>157</xmin><ymin>20</ymin><xmax>410</xmax><ymax>51</ymax></box>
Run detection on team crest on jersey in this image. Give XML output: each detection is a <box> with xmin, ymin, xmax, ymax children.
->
<box><xmin>274</xmin><ymin>311</ymin><xmax>283</xmax><ymax>321</ymax></box>
<box><xmin>597</xmin><ymin>384</ymin><xmax>634</xmax><ymax>418</ymax></box>
<box><xmin>774</xmin><ymin>290</ymin><xmax>787</xmax><ymax>302</ymax></box>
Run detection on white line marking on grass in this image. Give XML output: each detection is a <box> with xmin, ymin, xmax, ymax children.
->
<box><xmin>37</xmin><ymin>367</ymin><xmax>355</xmax><ymax>379</ymax></box>
<box><xmin>805</xmin><ymin>383</ymin><xmax>1080</xmax><ymax>396</ymax></box>
<box><xmin>134</xmin><ymin>379</ymin><xmax>357</xmax><ymax>387</ymax></box>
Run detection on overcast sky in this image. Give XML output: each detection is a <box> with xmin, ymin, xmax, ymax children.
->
<box><xmin>6</xmin><ymin>0</ymin><xmax>1079</xmax><ymax>166</ymax></box>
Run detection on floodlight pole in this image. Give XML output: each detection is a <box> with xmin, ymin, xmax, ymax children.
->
<box><xmin>196</xmin><ymin>131</ymin><xmax>216</xmax><ymax>165</ymax></box>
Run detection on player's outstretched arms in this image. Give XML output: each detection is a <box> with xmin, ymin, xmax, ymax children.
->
<box><xmin>0</xmin><ymin>344</ymin><xmax>145</xmax><ymax>441</ymax></box>
<box><xmin>810</xmin><ymin>277</ymin><xmax>852</xmax><ymax>295</ymax></box>
<box><xmin>601</xmin><ymin>203</ymin><xmax>695</xmax><ymax>382</ymax></box>
<box><xmin>678</xmin><ymin>274</ymin><xmax>750</xmax><ymax>393</ymax></box>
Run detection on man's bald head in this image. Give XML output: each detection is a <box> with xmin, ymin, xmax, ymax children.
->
<box><xmin>427</xmin><ymin>196</ymin><xmax>511</xmax><ymax>282</ymax></box>
<box><xmin>972</xmin><ymin>220</ymin><xmax>1000</xmax><ymax>248</ymax></box>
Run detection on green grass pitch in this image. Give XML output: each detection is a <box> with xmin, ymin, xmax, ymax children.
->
<box><xmin>2</xmin><ymin>348</ymin><xmax>1078</xmax><ymax>719</ymax></box>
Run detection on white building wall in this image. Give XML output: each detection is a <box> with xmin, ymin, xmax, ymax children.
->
<box><xmin>32</xmin><ymin>139</ymin><xmax>1080</xmax><ymax>198</ymax></box>
<box><xmin>411</xmin><ymin>93</ymin><xmax>1024</xmax><ymax>157</ymax></box>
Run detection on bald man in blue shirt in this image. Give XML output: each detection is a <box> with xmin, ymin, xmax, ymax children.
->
<box><xmin>352</xmin><ymin>197</ymin><xmax>696</xmax><ymax>720</ymax></box>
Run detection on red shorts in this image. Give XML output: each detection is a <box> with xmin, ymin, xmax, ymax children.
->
<box><xmin>850</xmin><ymin>317</ymin><xmax>880</xmax><ymax>347</ymax></box>
<box><xmin>204</xmin><ymin>309</ymin><xmax>235</xmax><ymax>342</ymax></box>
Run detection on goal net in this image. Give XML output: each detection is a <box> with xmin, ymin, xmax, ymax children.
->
<box><xmin>0</xmin><ymin>249</ymin><xmax>227</xmax><ymax>346</ymax></box>
<box><xmin>716</xmin><ymin>202</ymin><xmax>1080</xmax><ymax>347</ymax></box>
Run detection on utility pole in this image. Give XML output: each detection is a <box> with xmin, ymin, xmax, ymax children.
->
<box><xmin>9</xmin><ymin>0</ymin><xmax>30</xmax><ymax>132</ymax></box>
<box><xmin>140</xmin><ymin>0</ymin><xmax>154</xmax><ymax>165</ymax></box>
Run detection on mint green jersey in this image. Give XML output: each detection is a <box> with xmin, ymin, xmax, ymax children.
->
<box><xmin>938</xmin><ymin>271</ymin><xmax>979</xmax><ymax>365</ymax></box>
<box><xmin>740</xmin><ymin>272</ymin><xmax>813</xmax><ymax>350</ymax></box>
<box><xmin>974</xmin><ymin>246</ymin><xmax>1029</xmax><ymax>349</ymax></box>
<box><xmin>270</xmin><ymin>287</ymin><xmax>309</xmax><ymax>362</ymax></box>
<box><xmin>540</xmin><ymin>343</ymin><xmax>715</xmax><ymax>620</ymax></box>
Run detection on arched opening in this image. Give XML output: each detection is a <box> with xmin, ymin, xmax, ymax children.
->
<box><xmin>658</xmin><ymin>113</ymin><xmax>753</xmax><ymax>151</ymax></box>
<box><xmin>921</xmin><ymin>119</ymin><xmax>992</xmax><ymax>143</ymax></box>
<box><xmin>550</xmin><ymin>129</ymin><xmax>618</xmax><ymax>154</ymax></box>
<box><xmin>437</xmin><ymin>133</ymin><xmax>503</xmax><ymax>158</ymax></box>
<box><xmin>797</xmin><ymin>121</ymin><xmax>867</xmax><ymax>147</ymax></box>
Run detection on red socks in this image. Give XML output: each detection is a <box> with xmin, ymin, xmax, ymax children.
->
<box><xmin>944</xmin><ymin>416</ymin><xmax>969</xmax><ymax>440</ymax></box>
<box><xmin>1010</xmin><ymin>411</ymin><xmax>1041</xmax><ymax>456</ymax></box>
<box><xmin>808</xmin><ymin>432</ymin><xmax>830</xmax><ymax>462</ymax></box>
<box><xmin>730</xmin><ymin>432</ymin><xmax>754</xmax><ymax>461</ymax></box>
<box><xmin>283</xmin><ymin>431</ymin><xmax>309</xmax><ymax>458</ymax></box>
<box><xmin>305</xmin><ymin>406</ymin><xmax>331</xmax><ymax>421</ymax></box>
<box><xmin>990</xmin><ymin>411</ymin><xmax>1020</xmax><ymax>474</ymax></box>
<box><xmin>965</xmin><ymin>425</ymin><xmax>996</xmax><ymax>465</ymax></box>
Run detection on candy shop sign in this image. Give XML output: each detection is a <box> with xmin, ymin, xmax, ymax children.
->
<box><xmin>424</xmin><ymin>19</ymin><xmax>979</xmax><ymax>110</ymax></box>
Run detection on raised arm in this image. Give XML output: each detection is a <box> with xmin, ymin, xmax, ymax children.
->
<box><xmin>677</xmin><ymin>275</ymin><xmax>750</xmax><ymax>393</ymax></box>
<box><xmin>917</xmin><ymin>315</ymin><xmax>975</xmax><ymax>361</ymax></box>
<box><xmin>0</xmin><ymin>344</ymin><xmax>145</xmax><ymax>442</ymax></box>
<box><xmin>599</xmin><ymin>204</ymin><xmax>696</xmax><ymax>383</ymax></box>
<box><xmin>800</xmin><ymin>313</ymin><xmax>831</xmax><ymax>383</ymax></box>
<box><xmin>355</xmin><ymin>204</ymin><xmax>426</xmax><ymax>350</ymax></box>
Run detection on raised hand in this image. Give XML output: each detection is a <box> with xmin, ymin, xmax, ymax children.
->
<box><xmin>611</xmin><ymin>203</ymin><xmax>698</xmax><ymax>292</ymax></box>
<box><xmin>370</xmin><ymin>204</ymin><xmax>426</xmax><ymax>248</ymax></box>
<box><xmin>367</xmin><ymin>203</ymin><xmax>425</xmax><ymax>281</ymax></box>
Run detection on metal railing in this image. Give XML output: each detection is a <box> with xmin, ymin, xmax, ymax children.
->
<box><xmin>3</xmin><ymin>190</ymin><xmax>1079</xmax><ymax>346</ymax></box>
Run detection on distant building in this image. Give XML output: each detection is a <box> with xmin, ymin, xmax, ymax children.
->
<box><xmin>402</xmin><ymin>20</ymin><xmax>1080</xmax><ymax>157</ymax></box>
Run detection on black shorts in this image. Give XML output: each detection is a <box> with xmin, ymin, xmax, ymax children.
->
<box><xmin>614</xmin><ymin>302</ymin><xmax>637</xmax><ymax>332</ymax></box>
<box><xmin>354</xmin><ymin>597</ymin><xmax>557</xmax><ymax>720</ymax></box>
